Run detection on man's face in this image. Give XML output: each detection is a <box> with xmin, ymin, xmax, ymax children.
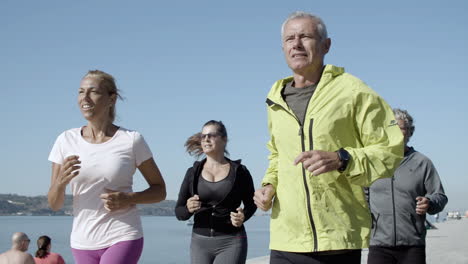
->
<box><xmin>397</xmin><ymin>119</ymin><xmax>410</xmax><ymax>145</ymax></box>
<box><xmin>21</xmin><ymin>237</ymin><xmax>30</xmax><ymax>251</ymax></box>
<box><xmin>282</xmin><ymin>17</ymin><xmax>330</xmax><ymax>73</ymax></box>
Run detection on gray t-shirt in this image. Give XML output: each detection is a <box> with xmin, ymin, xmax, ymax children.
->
<box><xmin>282</xmin><ymin>81</ymin><xmax>317</xmax><ymax>125</ymax></box>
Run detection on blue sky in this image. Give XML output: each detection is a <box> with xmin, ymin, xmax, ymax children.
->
<box><xmin>1</xmin><ymin>1</ymin><xmax>467</xmax><ymax>211</ymax></box>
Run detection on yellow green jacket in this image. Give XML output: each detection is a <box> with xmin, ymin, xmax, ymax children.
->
<box><xmin>262</xmin><ymin>64</ymin><xmax>404</xmax><ymax>252</ymax></box>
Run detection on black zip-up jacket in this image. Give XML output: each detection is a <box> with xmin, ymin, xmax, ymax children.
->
<box><xmin>175</xmin><ymin>158</ymin><xmax>257</xmax><ymax>236</ymax></box>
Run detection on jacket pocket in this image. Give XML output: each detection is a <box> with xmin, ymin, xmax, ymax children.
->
<box><xmin>370</xmin><ymin>213</ymin><xmax>395</xmax><ymax>246</ymax></box>
<box><xmin>371</xmin><ymin>213</ymin><xmax>379</xmax><ymax>237</ymax></box>
<box><xmin>410</xmin><ymin>213</ymin><xmax>425</xmax><ymax>236</ymax></box>
<box><xmin>395</xmin><ymin>213</ymin><xmax>425</xmax><ymax>245</ymax></box>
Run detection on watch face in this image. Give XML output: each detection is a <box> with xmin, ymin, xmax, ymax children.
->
<box><xmin>338</xmin><ymin>148</ymin><xmax>350</xmax><ymax>173</ymax></box>
<box><xmin>339</xmin><ymin>148</ymin><xmax>350</xmax><ymax>161</ymax></box>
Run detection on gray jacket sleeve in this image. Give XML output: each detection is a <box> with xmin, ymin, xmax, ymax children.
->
<box><xmin>424</xmin><ymin>159</ymin><xmax>448</xmax><ymax>215</ymax></box>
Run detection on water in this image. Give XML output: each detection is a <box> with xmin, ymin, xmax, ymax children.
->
<box><xmin>0</xmin><ymin>215</ymin><xmax>270</xmax><ymax>263</ymax></box>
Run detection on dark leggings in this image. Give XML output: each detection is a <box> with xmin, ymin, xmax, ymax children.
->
<box><xmin>367</xmin><ymin>246</ymin><xmax>425</xmax><ymax>264</ymax></box>
<box><xmin>190</xmin><ymin>230</ymin><xmax>248</xmax><ymax>264</ymax></box>
<box><xmin>270</xmin><ymin>249</ymin><xmax>361</xmax><ymax>264</ymax></box>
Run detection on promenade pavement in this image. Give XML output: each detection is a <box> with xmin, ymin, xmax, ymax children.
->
<box><xmin>247</xmin><ymin>217</ymin><xmax>468</xmax><ymax>264</ymax></box>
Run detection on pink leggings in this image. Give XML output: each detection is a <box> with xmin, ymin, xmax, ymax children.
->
<box><xmin>71</xmin><ymin>238</ymin><xmax>144</xmax><ymax>264</ymax></box>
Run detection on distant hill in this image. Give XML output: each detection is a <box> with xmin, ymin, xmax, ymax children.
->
<box><xmin>0</xmin><ymin>194</ymin><xmax>176</xmax><ymax>216</ymax></box>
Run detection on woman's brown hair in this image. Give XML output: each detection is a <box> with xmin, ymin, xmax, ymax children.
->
<box><xmin>35</xmin><ymin>235</ymin><xmax>51</xmax><ymax>258</ymax></box>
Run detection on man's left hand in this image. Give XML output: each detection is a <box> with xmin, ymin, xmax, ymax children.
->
<box><xmin>294</xmin><ymin>150</ymin><xmax>341</xmax><ymax>176</ymax></box>
<box><xmin>415</xmin><ymin>196</ymin><xmax>430</xmax><ymax>215</ymax></box>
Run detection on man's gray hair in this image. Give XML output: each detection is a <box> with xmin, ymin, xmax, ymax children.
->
<box><xmin>281</xmin><ymin>11</ymin><xmax>328</xmax><ymax>41</ymax></box>
<box><xmin>12</xmin><ymin>232</ymin><xmax>29</xmax><ymax>245</ymax></box>
<box><xmin>394</xmin><ymin>108</ymin><xmax>415</xmax><ymax>138</ymax></box>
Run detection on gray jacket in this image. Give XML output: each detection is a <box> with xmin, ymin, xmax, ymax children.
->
<box><xmin>368</xmin><ymin>147</ymin><xmax>448</xmax><ymax>246</ymax></box>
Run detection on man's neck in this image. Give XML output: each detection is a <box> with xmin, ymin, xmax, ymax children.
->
<box><xmin>292</xmin><ymin>65</ymin><xmax>324</xmax><ymax>88</ymax></box>
<box><xmin>11</xmin><ymin>246</ymin><xmax>25</xmax><ymax>252</ymax></box>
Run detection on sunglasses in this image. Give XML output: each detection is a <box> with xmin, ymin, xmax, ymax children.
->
<box><xmin>200</xmin><ymin>133</ymin><xmax>221</xmax><ymax>140</ymax></box>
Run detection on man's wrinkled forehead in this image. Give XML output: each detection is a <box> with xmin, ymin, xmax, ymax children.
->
<box><xmin>283</xmin><ymin>17</ymin><xmax>320</xmax><ymax>37</ymax></box>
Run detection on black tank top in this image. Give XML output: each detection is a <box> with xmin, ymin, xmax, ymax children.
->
<box><xmin>197</xmin><ymin>166</ymin><xmax>233</xmax><ymax>205</ymax></box>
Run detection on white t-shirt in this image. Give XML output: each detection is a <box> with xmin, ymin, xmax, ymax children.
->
<box><xmin>48</xmin><ymin>127</ymin><xmax>152</xmax><ymax>250</ymax></box>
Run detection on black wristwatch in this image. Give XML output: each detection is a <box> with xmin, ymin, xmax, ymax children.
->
<box><xmin>336</xmin><ymin>148</ymin><xmax>350</xmax><ymax>173</ymax></box>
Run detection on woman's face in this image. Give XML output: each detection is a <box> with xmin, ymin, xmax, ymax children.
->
<box><xmin>200</xmin><ymin>125</ymin><xmax>226</xmax><ymax>155</ymax></box>
<box><xmin>78</xmin><ymin>77</ymin><xmax>115</xmax><ymax>122</ymax></box>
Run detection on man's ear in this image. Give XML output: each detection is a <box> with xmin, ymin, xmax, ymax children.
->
<box><xmin>323</xmin><ymin>38</ymin><xmax>331</xmax><ymax>54</ymax></box>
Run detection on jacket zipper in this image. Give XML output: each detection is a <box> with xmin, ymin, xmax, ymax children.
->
<box><xmin>267</xmin><ymin>97</ymin><xmax>318</xmax><ymax>252</ymax></box>
<box><xmin>210</xmin><ymin>204</ymin><xmax>215</xmax><ymax>237</ymax></box>
<box><xmin>391</xmin><ymin>176</ymin><xmax>397</xmax><ymax>246</ymax></box>
<box><xmin>302</xmin><ymin>118</ymin><xmax>318</xmax><ymax>252</ymax></box>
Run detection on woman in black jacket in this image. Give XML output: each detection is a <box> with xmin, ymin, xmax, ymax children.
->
<box><xmin>175</xmin><ymin>120</ymin><xmax>257</xmax><ymax>264</ymax></box>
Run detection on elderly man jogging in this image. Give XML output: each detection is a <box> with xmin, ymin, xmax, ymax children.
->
<box><xmin>254</xmin><ymin>11</ymin><xmax>404</xmax><ymax>264</ymax></box>
<box><xmin>367</xmin><ymin>108</ymin><xmax>448</xmax><ymax>264</ymax></box>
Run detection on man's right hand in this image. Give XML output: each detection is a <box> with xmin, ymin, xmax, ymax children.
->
<box><xmin>254</xmin><ymin>184</ymin><xmax>275</xmax><ymax>211</ymax></box>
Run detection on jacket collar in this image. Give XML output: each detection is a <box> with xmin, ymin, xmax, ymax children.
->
<box><xmin>266</xmin><ymin>64</ymin><xmax>345</xmax><ymax>109</ymax></box>
<box><xmin>399</xmin><ymin>146</ymin><xmax>417</xmax><ymax>167</ymax></box>
<box><xmin>404</xmin><ymin>146</ymin><xmax>415</xmax><ymax>157</ymax></box>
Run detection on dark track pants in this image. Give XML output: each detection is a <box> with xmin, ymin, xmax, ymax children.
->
<box><xmin>270</xmin><ymin>249</ymin><xmax>361</xmax><ymax>264</ymax></box>
<box><xmin>367</xmin><ymin>246</ymin><xmax>425</xmax><ymax>264</ymax></box>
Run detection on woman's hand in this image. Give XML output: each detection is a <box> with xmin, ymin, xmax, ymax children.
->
<box><xmin>100</xmin><ymin>189</ymin><xmax>132</xmax><ymax>211</ymax></box>
<box><xmin>186</xmin><ymin>195</ymin><xmax>201</xmax><ymax>213</ymax></box>
<box><xmin>57</xmin><ymin>155</ymin><xmax>81</xmax><ymax>188</ymax></box>
<box><xmin>48</xmin><ymin>156</ymin><xmax>81</xmax><ymax>211</ymax></box>
<box><xmin>230</xmin><ymin>207</ymin><xmax>245</xmax><ymax>227</ymax></box>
